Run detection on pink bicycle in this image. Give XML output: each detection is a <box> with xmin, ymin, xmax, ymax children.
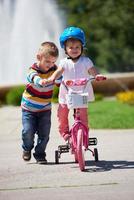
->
<box><xmin>55</xmin><ymin>78</ymin><xmax>99</xmax><ymax>171</ymax></box>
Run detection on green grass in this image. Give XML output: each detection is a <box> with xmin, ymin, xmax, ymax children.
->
<box><xmin>88</xmin><ymin>100</ymin><xmax>134</xmax><ymax>129</ymax></box>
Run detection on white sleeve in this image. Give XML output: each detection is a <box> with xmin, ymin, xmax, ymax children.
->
<box><xmin>84</xmin><ymin>57</ymin><xmax>94</xmax><ymax>70</ymax></box>
<box><xmin>59</xmin><ymin>58</ymin><xmax>66</xmax><ymax>70</ymax></box>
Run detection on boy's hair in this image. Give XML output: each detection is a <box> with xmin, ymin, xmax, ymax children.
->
<box><xmin>38</xmin><ymin>42</ymin><xmax>59</xmax><ymax>57</ymax></box>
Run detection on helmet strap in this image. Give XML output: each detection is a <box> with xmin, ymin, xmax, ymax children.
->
<box><xmin>67</xmin><ymin>54</ymin><xmax>81</xmax><ymax>61</ymax></box>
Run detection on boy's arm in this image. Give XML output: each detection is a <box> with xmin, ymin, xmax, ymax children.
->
<box><xmin>27</xmin><ymin>68</ymin><xmax>42</xmax><ymax>87</ymax></box>
<box><xmin>27</xmin><ymin>68</ymin><xmax>48</xmax><ymax>87</ymax></box>
<box><xmin>88</xmin><ymin>67</ymin><xmax>106</xmax><ymax>81</ymax></box>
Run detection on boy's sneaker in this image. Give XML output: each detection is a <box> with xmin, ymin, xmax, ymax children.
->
<box><xmin>36</xmin><ymin>157</ymin><xmax>47</xmax><ymax>164</ymax></box>
<box><xmin>22</xmin><ymin>151</ymin><xmax>31</xmax><ymax>161</ymax></box>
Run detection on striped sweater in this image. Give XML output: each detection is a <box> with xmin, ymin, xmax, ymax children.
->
<box><xmin>21</xmin><ymin>63</ymin><xmax>61</xmax><ymax>112</ymax></box>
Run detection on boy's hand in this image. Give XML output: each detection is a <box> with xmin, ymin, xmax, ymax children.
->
<box><xmin>95</xmin><ymin>74</ymin><xmax>106</xmax><ymax>81</ymax></box>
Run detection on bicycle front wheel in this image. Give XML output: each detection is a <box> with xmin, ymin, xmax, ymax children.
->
<box><xmin>77</xmin><ymin>129</ymin><xmax>85</xmax><ymax>171</ymax></box>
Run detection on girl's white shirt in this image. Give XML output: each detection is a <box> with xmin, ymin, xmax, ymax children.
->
<box><xmin>58</xmin><ymin>56</ymin><xmax>95</xmax><ymax>104</ymax></box>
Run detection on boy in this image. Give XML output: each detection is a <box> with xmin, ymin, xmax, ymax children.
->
<box><xmin>21</xmin><ymin>42</ymin><xmax>60</xmax><ymax>164</ymax></box>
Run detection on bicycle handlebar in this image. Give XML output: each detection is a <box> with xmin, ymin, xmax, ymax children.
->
<box><xmin>65</xmin><ymin>78</ymin><xmax>95</xmax><ymax>87</ymax></box>
<box><xmin>65</xmin><ymin>76</ymin><xmax>106</xmax><ymax>86</ymax></box>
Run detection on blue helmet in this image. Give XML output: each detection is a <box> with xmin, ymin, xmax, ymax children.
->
<box><xmin>59</xmin><ymin>26</ymin><xmax>86</xmax><ymax>48</ymax></box>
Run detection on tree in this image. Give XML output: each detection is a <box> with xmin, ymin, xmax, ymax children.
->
<box><xmin>57</xmin><ymin>0</ymin><xmax>134</xmax><ymax>72</ymax></box>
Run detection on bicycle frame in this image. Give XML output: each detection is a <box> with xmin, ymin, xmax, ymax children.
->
<box><xmin>55</xmin><ymin>78</ymin><xmax>99</xmax><ymax>171</ymax></box>
<box><xmin>71</xmin><ymin>108</ymin><xmax>89</xmax><ymax>152</ymax></box>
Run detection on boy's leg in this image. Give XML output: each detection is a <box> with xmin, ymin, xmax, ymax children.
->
<box><xmin>33</xmin><ymin>110</ymin><xmax>51</xmax><ymax>162</ymax></box>
<box><xmin>57</xmin><ymin>104</ymin><xmax>70</xmax><ymax>141</ymax></box>
<box><xmin>22</xmin><ymin>110</ymin><xmax>37</xmax><ymax>160</ymax></box>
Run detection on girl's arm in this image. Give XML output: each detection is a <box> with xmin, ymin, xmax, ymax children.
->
<box><xmin>41</xmin><ymin>66</ymin><xmax>64</xmax><ymax>85</ymax></box>
<box><xmin>88</xmin><ymin>67</ymin><xmax>106</xmax><ymax>81</ymax></box>
<box><xmin>49</xmin><ymin>66</ymin><xmax>64</xmax><ymax>82</ymax></box>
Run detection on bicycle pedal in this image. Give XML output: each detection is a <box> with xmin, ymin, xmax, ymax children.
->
<box><xmin>58</xmin><ymin>144</ymin><xmax>70</xmax><ymax>153</ymax></box>
<box><xmin>88</xmin><ymin>137</ymin><xmax>98</xmax><ymax>145</ymax></box>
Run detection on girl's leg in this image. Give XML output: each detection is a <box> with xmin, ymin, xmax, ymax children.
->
<box><xmin>57</xmin><ymin>104</ymin><xmax>70</xmax><ymax>141</ymax></box>
<box><xmin>79</xmin><ymin>108</ymin><xmax>89</xmax><ymax>130</ymax></box>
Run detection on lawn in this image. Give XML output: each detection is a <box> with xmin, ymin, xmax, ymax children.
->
<box><xmin>88</xmin><ymin>100</ymin><xmax>134</xmax><ymax>129</ymax></box>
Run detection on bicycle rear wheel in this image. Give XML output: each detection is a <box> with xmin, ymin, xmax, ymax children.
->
<box><xmin>77</xmin><ymin>129</ymin><xmax>85</xmax><ymax>171</ymax></box>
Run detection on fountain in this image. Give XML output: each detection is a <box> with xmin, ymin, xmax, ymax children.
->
<box><xmin>0</xmin><ymin>0</ymin><xmax>64</xmax><ymax>86</ymax></box>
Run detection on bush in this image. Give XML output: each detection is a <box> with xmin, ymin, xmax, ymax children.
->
<box><xmin>95</xmin><ymin>93</ymin><xmax>104</xmax><ymax>101</ymax></box>
<box><xmin>6</xmin><ymin>85</ymin><xmax>59</xmax><ymax>106</ymax></box>
<box><xmin>52</xmin><ymin>86</ymin><xmax>59</xmax><ymax>103</ymax></box>
<box><xmin>116</xmin><ymin>90</ymin><xmax>134</xmax><ymax>105</ymax></box>
<box><xmin>6</xmin><ymin>85</ymin><xmax>25</xmax><ymax>106</ymax></box>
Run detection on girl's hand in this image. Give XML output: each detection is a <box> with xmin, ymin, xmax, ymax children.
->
<box><xmin>47</xmin><ymin>78</ymin><xmax>55</xmax><ymax>84</ymax></box>
<box><xmin>95</xmin><ymin>74</ymin><xmax>106</xmax><ymax>81</ymax></box>
<box><xmin>39</xmin><ymin>79</ymin><xmax>48</xmax><ymax>86</ymax></box>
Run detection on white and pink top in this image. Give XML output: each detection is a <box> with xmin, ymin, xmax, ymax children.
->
<box><xmin>58</xmin><ymin>56</ymin><xmax>95</xmax><ymax>104</ymax></box>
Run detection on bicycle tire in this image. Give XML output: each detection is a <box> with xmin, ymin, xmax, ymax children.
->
<box><xmin>94</xmin><ymin>148</ymin><xmax>99</xmax><ymax>162</ymax></box>
<box><xmin>77</xmin><ymin>129</ymin><xmax>85</xmax><ymax>171</ymax></box>
<box><xmin>55</xmin><ymin>150</ymin><xmax>59</xmax><ymax>164</ymax></box>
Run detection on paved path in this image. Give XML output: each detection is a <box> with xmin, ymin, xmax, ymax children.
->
<box><xmin>0</xmin><ymin>105</ymin><xmax>134</xmax><ymax>200</ymax></box>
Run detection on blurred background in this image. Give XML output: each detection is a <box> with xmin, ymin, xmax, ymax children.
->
<box><xmin>0</xmin><ymin>0</ymin><xmax>134</xmax><ymax>127</ymax></box>
<box><xmin>0</xmin><ymin>0</ymin><xmax>64</xmax><ymax>86</ymax></box>
<box><xmin>0</xmin><ymin>0</ymin><xmax>134</xmax><ymax>86</ymax></box>
<box><xmin>57</xmin><ymin>0</ymin><xmax>134</xmax><ymax>73</ymax></box>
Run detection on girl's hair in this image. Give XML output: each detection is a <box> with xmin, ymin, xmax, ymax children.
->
<box><xmin>64</xmin><ymin>38</ymin><xmax>83</xmax><ymax>47</ymax></box>
<box><xmin>38</xmin><ymin>42</ymin><xmax>59</xmax><ymax>57</ymax></box>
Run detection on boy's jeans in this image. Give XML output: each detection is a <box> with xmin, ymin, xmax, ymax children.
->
<box><xmin>22</xmin><ymin>109</ymin><xmax>51</xmax><ymax>159</ymax></box>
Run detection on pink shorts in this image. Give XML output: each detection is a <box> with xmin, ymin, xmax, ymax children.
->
<box><xmin>57</xmin><ymin>104</ymin><xmax>89</xmax><ymax>141</ymax></box>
